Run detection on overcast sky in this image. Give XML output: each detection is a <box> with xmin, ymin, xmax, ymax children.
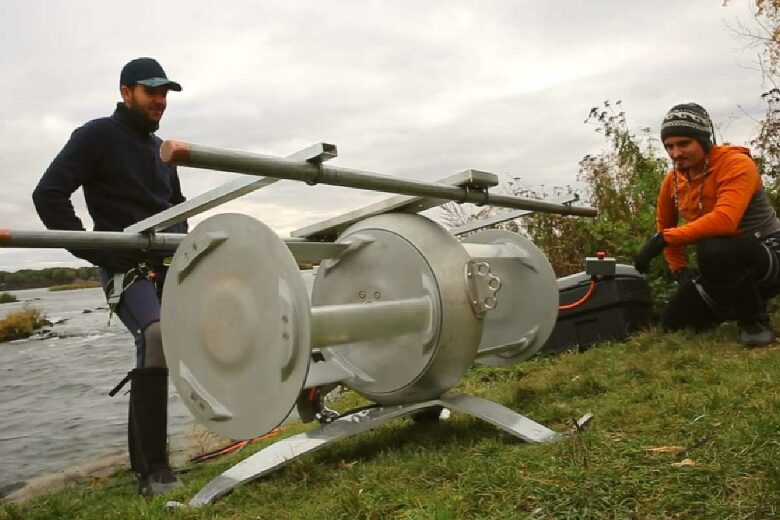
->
<box><xmin>0</xmin><ymin>0</ymin><xmax>769</xmax><ymax>271</ymax></box>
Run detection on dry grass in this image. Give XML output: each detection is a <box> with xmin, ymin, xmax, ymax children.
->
<box><xmin>48</xmin><ymin>280</ymin><xmax>102</xmax><ymax>292</ymax></box>
<box><xmin>0</xmin><ymin>306</ymin><xmax>45</xmax><ymax>342</ymax></box>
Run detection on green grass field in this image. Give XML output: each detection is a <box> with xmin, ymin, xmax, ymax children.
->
<box><xmin>1</xmin><ymin>324</ymin><xmax>778</xmax><ymax>519</ymax></box>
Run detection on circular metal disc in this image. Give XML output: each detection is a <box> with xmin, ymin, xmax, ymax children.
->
<box><xmin>464</xmin><ymin>230</ymin><xmax>558</xmax><ymax>366</ymax></box>
<box><xmin>161</xmin><ymin>213</ymin><xmax>310</xmax><ymax>440</ymax></box>
<box><xmin>313</xmin><ymin>213</ymin><xmax>482</xmax><ymax>405</ymax></box>
<box><xmin>313</xmin><ymin>229</ymin><xmax>441</xmax><ymax>395</ymax></box>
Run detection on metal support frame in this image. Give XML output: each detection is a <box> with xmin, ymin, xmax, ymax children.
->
<box><xmin>161</xmin><ymin>140</ymin><xmax>597</xmax><ymax>218</ymax></box>
<box><xmin>450</xmin><ymin>193</ymin><xmax>580</xmax><ymax>236</ymax></box>
<box><xmin>0</xmin><ymin>229</ymin><xmax>350</xmax><ymax>266</ymax></box>
<box><xmin>126</xmin><ymin>143</ymin><xmax>338</xmax><ymax>233</ymax></box>
<box><xmin>187</xmin><ymin>393</ymin><xmax>559</xmax><ymax>507</ymax></box>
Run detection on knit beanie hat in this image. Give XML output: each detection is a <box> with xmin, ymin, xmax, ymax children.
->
<box><xmin>660</xmin><ymin>103</ymin><xmax>714</xmax><ymax>151</ymax></box>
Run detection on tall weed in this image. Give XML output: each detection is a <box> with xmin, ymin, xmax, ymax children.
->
<box><xmin>0</xmin><ymin>306</ymin><xmax>45</xmax><ymax>342</ymax></box>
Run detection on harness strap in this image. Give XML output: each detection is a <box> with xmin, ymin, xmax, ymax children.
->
<box><xmin>104</xmin><ymin>263</ymin><xmax>158</xmax><ymax>325</ymax></box>
<box><xmin>109</xmin><ymin>371</ymin><xmax>133</xmax><ymax>397</ymax></box>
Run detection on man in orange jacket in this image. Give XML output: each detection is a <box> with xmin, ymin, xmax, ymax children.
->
<box><xmin>634</xmin><ymin>103</ymin><xmax>780</xmax><ymax>346</ymax></box>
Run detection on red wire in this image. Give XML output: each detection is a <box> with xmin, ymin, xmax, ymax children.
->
<box><xmin>558</xmin><ymin>280</ymin><xmax>597</xmax><ymax>310</ymax></box>
<box><xmin>190</xmin><ymin>427</ymin><xmax>283</xmax><ymax>463</ymax></box>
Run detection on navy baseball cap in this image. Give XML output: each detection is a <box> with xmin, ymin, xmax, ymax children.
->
<box><xmin>120</xmin><ymin>57</ymin><xmax>182</xmax><ymax>91</ymax></box>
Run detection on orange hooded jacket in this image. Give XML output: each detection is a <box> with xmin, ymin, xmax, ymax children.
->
<box><xmin>657</xmin><ymin>146</ymin><xmax>763</xmax><ymax>272</ymax></box>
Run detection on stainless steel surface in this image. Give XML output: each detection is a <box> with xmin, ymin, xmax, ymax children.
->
<box><xmin>285</xmin><ymin>241</ymin><xmax>350</xmax><ymax>266</ymax></box>
<box><xmin>439</xmin><ymin>394</ymin><xmax>559</xmax><ymax>442</ymax></box>
<box><xmin>450</xmin><ymin>193</ymin><xmax>580</xmax><ymax>236</ymax></box>
<box><xmin>292</xmin><ymin>170</ymin><xmax>500</xmax><ymax>240</ymax></box>
<box><xmin>464</xmin><ymin>260</ymin><xmax>502</xmax><ymax>318</ymax></box>
<box><xmin>126</xmin><ymin>177</ymin><xmax>279</xmax><ymax>233</ymax></box>
<box><xmin>161</xmin><ymin>213</ymin><xmax>311</xmax><ymax>440</ymax></box>
<box><xmin>464</xmin><ymin>230</ymin><xmax>558</xmax><ymax>366</ymax></box>
<box><xmin>0</xmin><ymin>227</ymin><xmax>349</xmax><ymax>266</ymax></box>
<box><xmin>187</xmin><ymin>393</ymin><xmax>559</xmax><ymax>507</ymax></box>
<box><xmin>126</xmin><ymin>143</ymin><xmax>338</xmax><ymax>233</ymax></box>
<box><xmin>313</xmin><ymin>214</ymin><xmax>481</xmax><ymax>404</ymax></box>
<box><xmin>311</xmin><ymin>297</ymin><xmax>432</xmax><ymax>349</ymax></box>
<box><xmin>163</xmin><ymin>141</ymin><xmax>598</xmax><ymax>217</ymax></box>
<box><xmin>0</xmin><ymin>229</ymin><xmax>185</xmax><ymax>249</ymax></box>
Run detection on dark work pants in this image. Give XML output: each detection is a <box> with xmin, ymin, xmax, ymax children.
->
<box><xmin>100</xmin><ymin>267</ymin><xmax>173</xmax><ymax>478</ymax></box>
<box><xmin>661</xmin><ymin>235</ymin><xmax>780</xmax><ymax>331</ymax></box>
<box><xmin>99</xmin><ymin>268</ymin><xmax>166</xmax><ymax>368</ymax></box>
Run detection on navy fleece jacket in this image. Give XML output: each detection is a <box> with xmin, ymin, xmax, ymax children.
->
<box><xmin>32</xmin><ymin>103</ymin><xmax>187</xmax><ymax>264</ymax></box>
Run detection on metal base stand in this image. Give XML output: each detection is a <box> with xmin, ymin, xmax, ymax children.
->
<box><xmin>188</xmin><ymin>393</ymin><xmax>560</xmax><ymax>507</ymax></box>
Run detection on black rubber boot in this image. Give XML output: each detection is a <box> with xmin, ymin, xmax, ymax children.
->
<box><xmin>128</xmin><ymin>367</ymin><xmax>183</xmax><ymax>496</ymax></box>
<box><xmin>701</xmin><ymin>274</ymin><xmax>775</xmax><ymax>347</ymax></box>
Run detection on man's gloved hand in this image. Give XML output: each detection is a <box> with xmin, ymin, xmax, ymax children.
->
<box><xmin>674</xmin><ymin>266</ymin><xmax>699</xmax><ymax>286</ymax></box>
<box><xmin>634</xmin><ymin>232</ymin><xmax>667</xmax><ymax>274</ymax></box>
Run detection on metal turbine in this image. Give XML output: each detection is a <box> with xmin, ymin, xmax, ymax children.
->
<box><xmin>0</xmin><ymin>141</ymin><xmax>597</xmax><ymax>507</ymax></box>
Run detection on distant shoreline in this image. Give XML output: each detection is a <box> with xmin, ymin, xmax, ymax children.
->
<box><xmin>47</xmin><ymin>280</ymin><xmax>102</xmax><ymax>292</ymax></box>
<box><xmin>0</xmin><ymin>266</ymin><xmax>100</xmax><ymax>292</ymax></box>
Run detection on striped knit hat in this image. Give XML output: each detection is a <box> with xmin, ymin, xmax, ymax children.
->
<box><xmin>660</xmin><ymin>103</ymin><xmax>714</xmax><ymax>151</ymax></box>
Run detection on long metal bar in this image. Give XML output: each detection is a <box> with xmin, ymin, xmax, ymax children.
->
<box><xmin>0</xmin><ymin>229</ymin><xmax>350</xmax><ymax>265</ymax></box>
<box><xmin>125</xmin><ymin>143</ymin><xmax>338</xmax><ymax>233</ymax></box>
<box><xmin>0</xmin><ymin>229</ymin><xmax>185</xmax><ymax>250</ymax></box>
<box><xmin>450</xmin><ymin>193</ymin><xmax>580</xmax><ymax>236</ymax></box>
<box><xmin>186</xmin><ymin>393</ymin><xmax>560</xmax><ymax>507</ymax></box>
<box><xmin>162</xmin><ymin>141</ymin><xmax>598</xmax><ymax>217</ymax></box>
<box><xmin>124</xmin><ymin>177</ymin><xmax>277</xmax><ymax>233</ymax></box>
<box><xmin>292</xmin><ymin>169</ymin><xmax>499</xmax><ymax>240</ymax></box>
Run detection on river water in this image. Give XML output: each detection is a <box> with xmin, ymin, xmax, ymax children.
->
<box><xmin>0</xmin><ymin>287</ymin><xmax>194</xmax><ymax>489</ymax></box>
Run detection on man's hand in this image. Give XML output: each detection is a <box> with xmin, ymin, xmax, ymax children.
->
<box><xmin>674</xmin><ymin>266</ymin><xmax>699</xmax><ymax>286</ymax></box>
<box><xmin>634</xmin><ymin>232</ymin><xmax>666</xmax><ymax>274</ymax></box>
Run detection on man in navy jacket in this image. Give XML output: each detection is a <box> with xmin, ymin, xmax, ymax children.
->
<box><xmin>33</xmin><ymin>57</ymin><xmax>187</xmax><ymax>496</ymax></box>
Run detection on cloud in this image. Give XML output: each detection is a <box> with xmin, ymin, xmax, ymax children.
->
<box><xmin>0</xmin><ymin>0</ymin><xmax>769</xmax><ymax>271</ymax></box>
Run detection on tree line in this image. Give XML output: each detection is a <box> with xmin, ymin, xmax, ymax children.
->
<box><xmin>0</xmin><ymin>267</ymin><xmax>99</xmax><ymax>290</ymax></box>
<box><xmin>443</xmin><ymin>1</ymin><xmax>780</xmax><ymax>312</ymax></box>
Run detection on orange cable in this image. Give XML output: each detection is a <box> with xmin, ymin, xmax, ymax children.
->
<box><xmin>558</xmin><ymin>280</ymin><xmax>597</xmax><ymax>310</ymax></box>
<box><xmin>191</xmin><ymin>427</ymin><xmax>283</xmax><ymax>463</ymax></box>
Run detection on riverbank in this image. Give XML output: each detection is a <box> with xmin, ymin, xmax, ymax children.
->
<box><xmin>47</xmin><ymin>280</ymin><xmax>102</xmax><ymax>292</ymax></box>
<box><xmin>0</xmin><ymin>287</ymin><xmax>197</xmax><ymax>489</ymax></box>
<box><xmin>1</xmin><ymin>424</ymin><xmax>228</xmax><ymax>506</ymax></box>
<box><xmin>1</xmin><ymin>325</ymin><xmax>777</xmax><ymax>519</ymax></box>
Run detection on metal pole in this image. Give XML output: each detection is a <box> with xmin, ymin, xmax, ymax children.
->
<box><xmin>162</xmin><ymin>141</ymin><xmax>598</xmax><ymax>217</ymax></box>
<box><xmin>310</xmin><ymin>298</ymin><xmax>431</xmax><ymax>349</ymax></box>
<box><xmin>0</xmin><ymin>229</ymin><xmax>351</xmax><ymax>265</ymax></box>
<box><xmin>0</xmin><ymin>229</ymin><xmax>185</xmax><ymax>250</ymax></box>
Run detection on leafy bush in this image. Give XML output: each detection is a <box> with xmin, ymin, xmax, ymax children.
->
<box><xmin>0</xmin><ymin>306</ymin><xmax>45</xmax><ymax>342</ymax></box>
<box><xmin>0</xmin><ymin>292</ymin><xmax>17</xmax><ymax>304</ymax></box>
<box><xmin>442</xmin><ymin>101</ymin><xmax>677</xmax><ymax>311</ymax></box>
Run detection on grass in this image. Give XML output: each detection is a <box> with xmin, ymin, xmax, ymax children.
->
<box><xmin>48</xmin><ymin>280</ymin><xmax>102</xmax><ymax>292</ymax></box>
<box><xmin>0</xmin><ymin>306</ymin><xmax>46</xmax><ymax>342</ymax></box>
<box><xmin>0</xmin><ymin>292</ymin><xmax>17</xmax><ymax>304</ymax></box>
<box><xmin>1</xmin><ymin>324</ymin><xmax>778</xmax><ymax>519</ymax></box>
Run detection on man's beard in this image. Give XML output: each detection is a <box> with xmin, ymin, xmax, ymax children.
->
<box><xmin>127</xmin><ymin>93</ymin><xmax>163</xmax><ymax>122</ymax></box>
<box><xmin>125</xmin><ymin>97</ymin><xmax>161</xmax><ymax>133</ymax></box>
